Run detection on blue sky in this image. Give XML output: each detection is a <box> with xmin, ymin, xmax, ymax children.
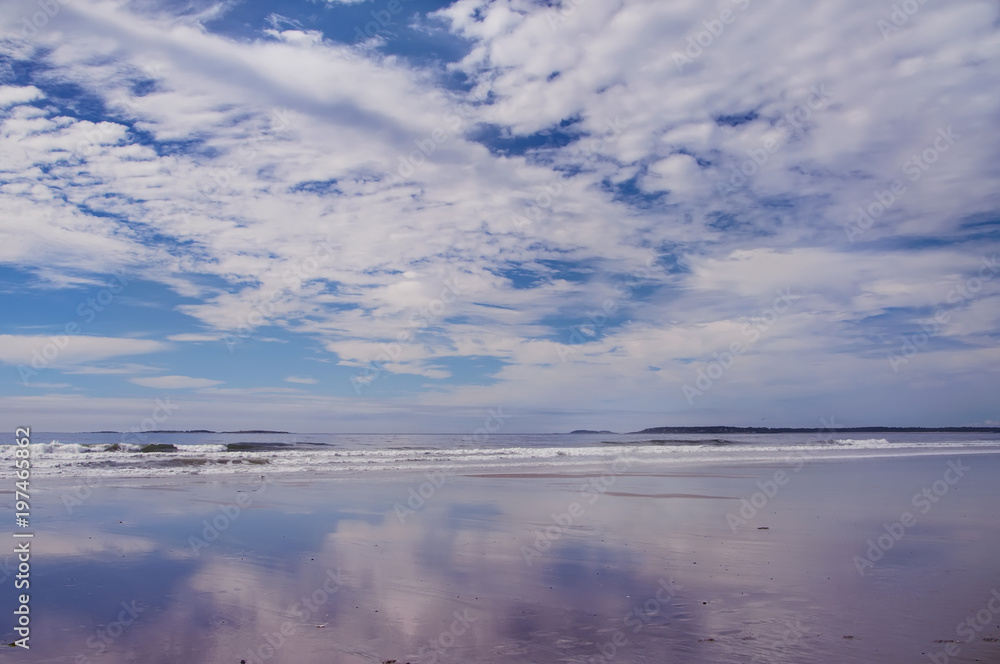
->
<box><xmin>0</xmin><ymin>0</ymin><xmax>998</xmax><ymax>432</ymax></box>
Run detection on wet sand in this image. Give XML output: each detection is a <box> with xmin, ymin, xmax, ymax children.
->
<box><xmin>6</xmin><ymin>453</ymin><xmax>1000</xmax><ymax>663</ymax></box>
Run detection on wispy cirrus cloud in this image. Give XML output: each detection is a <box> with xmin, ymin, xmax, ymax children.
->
<box><xmin>285</xmin><ymin>376</ymin><xmax>319</xmax><ymax>384</ymax></box>
<box><xmin>0</xmin><ymin>335</ymin><xmax>166</xmax><ymax>366</ymax></box>
<box><xmin>129</xmin><ymin>375</ymin><xmax>224</xmax><ymax>389</ymax></box>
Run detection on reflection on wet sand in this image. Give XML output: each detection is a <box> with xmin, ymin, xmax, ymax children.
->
<box><xmin>11</xmin><ymin>455</ymin><xmax>1000</xmax><ymax>663</ymax></box>
<box><xmin>602</xmin><ymin>492</ymin><xmax>734</xmax><ymax>499</ymax></box>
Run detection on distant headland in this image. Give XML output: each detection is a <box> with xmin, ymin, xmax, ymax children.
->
<box><xmin>628</xmin><ymin>426</ymin><xmax>1000</xmax><ymax>434</ymax></box>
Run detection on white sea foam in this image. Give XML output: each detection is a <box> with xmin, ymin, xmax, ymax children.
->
<box><xmin>831</xmin><ymin>438</ymin><xmax>892</xmax><ymax>447</ymax></box>
<box><xmin>2</xmin><ymin>435</ymin><xmax>999</xmax><ymax>480</ymax></box>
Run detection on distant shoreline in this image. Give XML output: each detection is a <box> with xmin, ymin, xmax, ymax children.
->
<box><xmin>628</xmin><ymin>426</ymin><xmax>1000</xmax><ymax>434</ymax></box>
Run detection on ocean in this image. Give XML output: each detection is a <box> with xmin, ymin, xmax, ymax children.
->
<box><xmin>4</xmin><ymin>430</ymin><xmax>999</xmax><ymax>479</ymax></box>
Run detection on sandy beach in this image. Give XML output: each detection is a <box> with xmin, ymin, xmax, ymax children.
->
<box><xmin>3</xmin><ymin>0</ymin><xmax>999</xmax><ymax>659</ymax></box>
<box><xmin>6</xmin><ymin>452</ymin><xmax>999</xmax><ymax>663</ymax></box>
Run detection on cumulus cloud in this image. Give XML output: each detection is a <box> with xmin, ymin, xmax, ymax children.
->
<box><xmin>0</xmin><ymin>0</ymin><xmax>997</xmax><ymax>427</ymax></box>
<box><xmin>0</xmin><ymin>85</ymin><xmax>43</xmax><ymax>107</ymax></box>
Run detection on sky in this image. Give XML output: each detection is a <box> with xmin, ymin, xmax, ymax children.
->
<box><xmin>0</xmin><ymin>0</ymin><xmax>998</xmax><ymax>433</ymax></box>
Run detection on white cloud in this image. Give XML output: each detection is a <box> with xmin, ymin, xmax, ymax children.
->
<box><xmin>0</xmin><ymin>0</ymin><xmax>997</xmax><ymax>426</ymax></box>
<box><xmin>0</xmin><ymin>85</ymin><xmax>43</xmax><ymax>107</ymax></box>
<box><xmin>167</xmin><ymin>333</ymin><xmax>224</xmax><ymax>342</ymax></box>
<box><xmin>0</xmin><ymin>335</ymin><xmax>166</xmax><ymax>366</ymax></box>
<box><xmin>285</xmin><ymin>376</ymin><xmax>318</xmax><ymax>384</ymax></box>
<box><xmin>129</xmin><ymin>375</ymin><xmax>223</xmax><ymax>389</ymax></box>
<box><xmin>62</xmin><ymin>363</ymin><xmax>163</xmax><ymax>375</ymax></box>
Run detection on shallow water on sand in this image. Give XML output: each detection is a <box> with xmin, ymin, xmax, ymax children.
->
<box><xmin>7</xmin><ymin>454</ymin><xmax>1000</xmax><ymax>663</ymax></box>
